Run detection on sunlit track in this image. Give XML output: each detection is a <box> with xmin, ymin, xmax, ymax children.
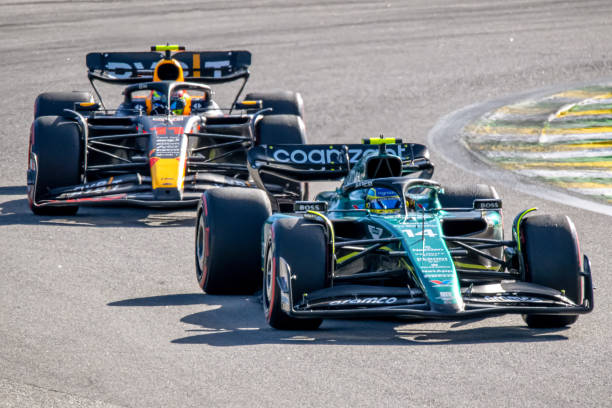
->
<box><xmin>2</xmin><ymin>1</ymin><xmax>612</xmax><ymax>407</ymax></box>
<box><xmin>464</xmin><ymin>85</ymin><xmax>612</xmax><ymax>205</ymax></box>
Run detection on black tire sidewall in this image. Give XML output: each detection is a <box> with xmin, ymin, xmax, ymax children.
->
<box><xmin>263</xmin><ymin>218</ymin><xmax>327</xmax><ymax>329</ymax></box>
<box><xmin>30</xmin><ymin>116</ymin><xmax>82</xmax><ymax>215</ymax></box>
<box><xmin>255</xmin><ymin>115</ymin><xmax>308</xmax><ymax>200</ymax></box>
<box><xmin>256</xmin><ymin>114</ymin><xmax>307</xmax><ymax>145</ymax></box>
<box><xmin>197</xmin><ymin>188</ymin><xmax>271</xmax><ymax>294</ymax></box>
<box><xmin>195</xmin><ymin>208</ymin><xmax>209</xmax><ymax>290</ymax></box>
<box><xmin>521</xmin><ymin>214</ymin><xmax>583</xmax><ymax>328</ymax></box>
<box><xmin>245</xmin><ymin>91</ymin><xmax>304</xmax><ymax>117</ymax></box>
<box><xmin>34</xmin><ymin>92</ymin><xmax>93</xmax><ymax>118</ymax></box>
<box><xmin>522</xmin><ymin>214</ymin><xmax>583</xmax><ymax>304</ymax></box>
<box><xmin>438</xmin><ymin>184</ymin><xmax>499</xmax><ymax>208</ymax></box>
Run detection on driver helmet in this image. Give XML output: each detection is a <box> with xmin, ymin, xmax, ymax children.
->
<box><xmin>365</xmin><ymin>187</ymin><xmax>402</xmax><ymax>214</ymax></box>
<box><xmin>148</xmin><ymin>90</ymin><xmax>166</xmax><ymax>114</ymax></box>
<box><xmin>170</xmin><ymin>90</ymin><xmax>191</xmax><ymax>115</ymax></box>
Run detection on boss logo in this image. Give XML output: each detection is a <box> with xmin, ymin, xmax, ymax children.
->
<box><xmin>293</xmin><ymin>201</ymin><xmax>328</xmax><ymax>213</ymax></box>
<box><xmin>473</xmin><ymin>199</ymin><xmax>502</xmax><ymax>210</ymax></box>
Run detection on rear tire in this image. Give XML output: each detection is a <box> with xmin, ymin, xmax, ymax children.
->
<box><xmin>29</xmin><ymin>116</ymin><xmax>82</xmax><ymax>215</ymax></box>
<box><xmin>438</xmin><ymin>184</ymin><xmax>499</xmax><ymax>208</ymax></box>
<box><xmin>245</xmin><ymin>90</ymin><xmax>304</xmax><ymax>117</ymax></box>
<box><xmin>34</xmin><ymin>91</ymin><xmax>93</xmax><ymax>118</ymax></box>
<box><xmin>438</xmin><ymin>184</ymin><xmax>501</xmax><ymax>268</ymax></box>
<box><xmin>521</xmin><ymin>214</ymin><xmax>582</xmax><ymax>328</ymax></box>
<box><xmin>256</xmin><ymin>114</ymin><xmax>308</xmax><ymax>201</ymax></box>
<box><xmin>263</xmin><ymin>218</ymin><xmax>327</xmax><ymax>330</ymax></box>
<box><xmin>195</xmin><ymin>188</ymin><xmax>272</xmax><ymax>294</ymax></box>
<box><xmin>256</xmin><ymin>114</ymin><xmax>307</xmax><ymax>145</ymax></box>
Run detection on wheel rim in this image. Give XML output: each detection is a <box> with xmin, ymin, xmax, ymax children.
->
<box><xmin>196</xmin><ymin>213</ymin><xmax>206</xmax><ymax>282</ymax></box>
<box><xmin>264</xmin><ymin>244</ymin><xmax>274</xmax><ymax>310</ymax></box>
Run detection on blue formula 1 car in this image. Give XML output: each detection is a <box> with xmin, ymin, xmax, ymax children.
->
<box><xmin>194</xmin><ymin>138</ymin><xmax>594</xmax><ymax>330</ymax></box>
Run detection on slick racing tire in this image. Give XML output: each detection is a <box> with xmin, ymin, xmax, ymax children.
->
<box><xmin>263</xmin><ymin>218</ymin><xmax>327</xmax><ymax>330</ymax></box>
<box><xmin>437</xmin><ymin>184</ymin><xmax>499</xmax><ymax>208</ymax></box>
<box><xmin>437</xmin><ymin>184</ymin><xmax>502</xmax><ymax>271</ymax></box>
<box><xmin>256</xmin><ymin>114</ymin><xmax>308</xmax><ymax>145</ymax></box>
<box><xmin>521</xmin><ymin>215</ymin><xmax>583</xmax><ymax>328</ymax></box>
<box><xmin>29</xmin><ymin>116</ymin><xmax>82</xmax><ymax>216</ymax></box>
<box><xmin>256</xmin><ymin>114</ymin><xmax>308</xmax><ymax>201</ymax></box>
<box><xmin>34</xmin><ymin>91</ymin><xmax>94</xmax><ymax>118</ymax></box>
<box><xmin>195</xmin><ymin>187</ymin><xmax>272</xmax><ymax>294</ymax></box>
<box><xmin>245</xmin><ymin>90</ymin><xmax>304</xmax><ymax>117</ymax></box>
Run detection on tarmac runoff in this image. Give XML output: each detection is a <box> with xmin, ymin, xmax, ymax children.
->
<box><xmin>463</xmin><ymin>85</ymin><xmax>612</xmax><ymax>205</ymax></box>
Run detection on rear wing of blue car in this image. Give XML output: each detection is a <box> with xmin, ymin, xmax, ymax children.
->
<box><xmin>86</xmin><ymin>50</ymin><xmax>251</xmax><ymax>84</ymax></box>
<box><xmin>247</xmin><ymin>143</ymin><xmax>433</xmax><ymax>182</ymax></box>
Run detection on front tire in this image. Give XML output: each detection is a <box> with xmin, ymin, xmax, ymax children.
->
<box><xmin>29</xmin><ymin>116</ymin><xmax>82</xmax><ymax>215</ymax></box>
<box><xmin>34</xmin><ymin>91</ymin><xmax>94</xmax><ymax>118</ymax></box>
<box><xmin>195</xmin><ymin>188</ymin><xmax>272</xmax><ymax>294</ymax></box>
<box><xmin>521</xmin><ymin>214</ymin><xmax>583</xmax><ymax>328</ymax></box>
<box><xmin>263</xmin><ymin>218</ymin><xmax>327</xmax><ymax>330</ymax></box>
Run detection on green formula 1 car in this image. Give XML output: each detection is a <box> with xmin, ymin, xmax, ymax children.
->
<box><xmin>195</xmin><ymin>138</ymin><xmax>593</xmax><ymax>330</ymax></box>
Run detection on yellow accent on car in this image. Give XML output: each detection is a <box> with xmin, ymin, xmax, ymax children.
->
<box><xmin>151</xmin><ymin>158</ymin><xmax>184</xmax><ymax>190</ymax></box>
<box><xmin>337</xmin><ymin>251</ymin><xmax>359</xmax><ymax>263</ymax></box>
<box><xmin>399</xmin><ymin>258</ymin><xmax>414</xmax><ymax>272</ymax></box>
<box><xmin>154</xmin><ymin>44</ymin><xmax>181</xmax><ymax>52</ymax></box>
<box><xmin>192</xmin><ymin>54</ymin><xmax>200</xmax><ymax>77</ymax></box>
<box><xmin>516</xmin><ymin>207</ymin><xmax>537</xmax><ymax>252</ymax></box>
<box><xmin>240</xmin><ymin>100</ymin><xmax>258</xmax><ymax>105</ymax></box>
<box><xmin>179</xmin><ymin>93</ymin><xmax>192</xmax><ymax>115</ymax></box>
<box><xmin>399</xmin><ymin>258</ymin><xmax>419</xmax><ymax>283</ymax></box>
<box><xmin>367</xmin><ymin>208</ymin><xmax>401</xmax><ymax>214</ymax></box>
<box><xmin>363</xmin><ymin>137</ymin><xmax>399</xmax><ymax>145</ymax></box>
<box><xmin>336</xmin><ymin>245</ymin><xmax>394</xmax><ymax>263</ymax></box>
<box><xmin>306</xmin><ymin>211</ymin><xmax>335</xmax><ymax>256</ymax></box>
<box><xmin>79</xmin><ymin>102</ymin><xmax>96</xmax><ymax>107</ymax></box>
<box><xmin>454</xmin><ymin>261</ymin><xmax>500</xmax><ymax>271</ymax></box>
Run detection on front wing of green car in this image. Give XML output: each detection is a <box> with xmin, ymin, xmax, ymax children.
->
<box><xmin>271</xmin><ymin>213</ymin><xmax>593</xmax><ymax>320</ymax></box>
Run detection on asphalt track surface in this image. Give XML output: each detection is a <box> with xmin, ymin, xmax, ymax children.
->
<box><xmin>1</xmin><ymin>1</ymin><xmax>611</xmax><ymax>407</ymax></box>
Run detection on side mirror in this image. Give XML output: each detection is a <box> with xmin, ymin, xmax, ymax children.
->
<box><xmin>234</xmin><ymin>99</ymin><xmax>263</xmax><ymax>111</ymax></box>
<box><xmin>75</xmin><ymin>102</ymin><xmax>100</xmax><ymax>112</ymax></box>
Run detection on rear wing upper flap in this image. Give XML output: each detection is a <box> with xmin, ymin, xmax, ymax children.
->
<box><xmin>248</xmin><ymin>143</ymin><xmax>431</xmax><ymax>181</ymax></box>
<box><xmin>86</xmin><ymin>50</ymin><xmax>251</xmax><ymax>84</ymax></box>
